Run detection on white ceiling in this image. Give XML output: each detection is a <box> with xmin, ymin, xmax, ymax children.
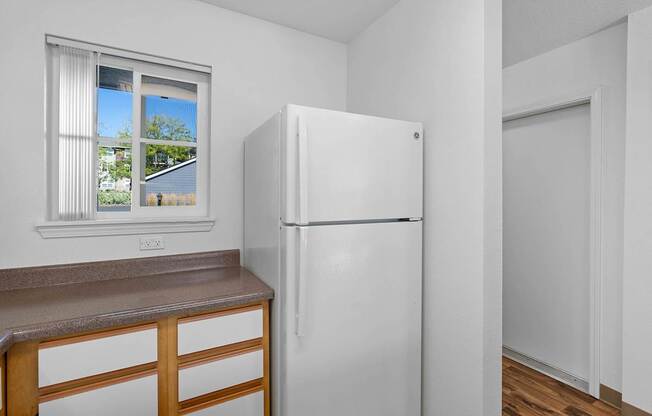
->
<box><xmin>200</xmin><ymin>0</ymin><xmax>652</xmax><ymax>67</ymax></box>
<box><xmin>199</xmin><ymin>0</ymin><xmax>400</xmax><ymax>43</ymax></box>
<box><xmin>503</xmin><ymin>0</ymin><xmax>652</xmax><ymax>67</ymax></box>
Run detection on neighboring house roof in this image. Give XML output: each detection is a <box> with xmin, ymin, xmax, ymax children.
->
<box><xmin>145</xmin><ymin>158</ymin><xmax>196</xmax><ymax>197</ymax></box>
<box><xmin>145</xmin><ymin>158</ymin><xmax>197</xmax><ymax>181</ymax></box>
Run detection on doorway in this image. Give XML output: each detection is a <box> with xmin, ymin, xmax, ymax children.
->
<box><xmin>502</xmin><ymin>91</ymin><xmax>604</xmax><ymax>402</ymax></box>
<box><xmin>503</xmin><ymin>103</ymin><xmax>591</xmax><ymax>391</ymax></box>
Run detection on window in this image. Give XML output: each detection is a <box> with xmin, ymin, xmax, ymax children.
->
<box><xmin>139</xmin><ymin>75</ymin><xmax>198</xmax><ymax>208</ymax></box>
<box><xmin>42</xmin><ymin>37</ymin><xmax>212</xmax><ymax>236</ymax></box>
<box><xmin>97</xmin><ymin>66</ymin><xmax>133</xmax><ymax>212</ymax></box>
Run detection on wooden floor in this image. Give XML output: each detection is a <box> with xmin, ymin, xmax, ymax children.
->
<box><xmin>503</xmin><ymin>357</ymin><xmax>620</xmax><ymax>416</ymax></box>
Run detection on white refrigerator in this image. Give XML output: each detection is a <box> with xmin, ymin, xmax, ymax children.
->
<box><xmin>244</xmin><ymin>105</ymin><xmax>423</xmax><ymax>416</ymax></box>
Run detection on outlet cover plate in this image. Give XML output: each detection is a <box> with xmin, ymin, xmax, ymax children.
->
<box><xmin>139</xmin><ymin>236</ymin><xmax>165</xmax><ymax>251</ymax></box>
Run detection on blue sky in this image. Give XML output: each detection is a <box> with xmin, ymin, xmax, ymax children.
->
<box><xmin>97</xmin><ymin>89</ymin><xmax>132</xmax><ymax>138</ymax></box>
<box><xmin>97</xmin><ymin>89</ymin><xmax>197</xmax><ymax>140</ymax></box>
<box><xmin>144</xmin><ymin>96</ymin><xmax>197</xmax><ymax>140</ymax></box>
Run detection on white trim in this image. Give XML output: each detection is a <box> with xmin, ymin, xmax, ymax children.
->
<box><xmin>132</xmin><ymin>67</ymin><xmax>143</xmax><ymax>212</ymax></box>
<box><xmin>45</xmin><ymin>35</ymin><xmax>212</xmax><ymax>74</ymax></box>
<box><xmin>504</xmin><ymin>97</ymin><xmax>588</xmax><ymax>122</ymax></box>
<box><xmin>46</xmin><ymin>45</ymin><xmax>60</xmax><ymax>220</ymax></box>
<box><xmin>503</xmin><ymin>347</ymin><xmax>589</xmax><ymax>393</ymax></box>
<box><xmin>588</xmin><ymin>88</ymin><xmax>605</xmax><ymax>400</ymax></box>
<box><xmin>145</xmin><ymin>158</ymin><xmax>197</xmax><ymax>181</ymax></box>
<box><xmin>92</xmin><ymin>52</ymin><xmax>99</xmax><ymax>221</ymax></box>
<box><xmin>140</xmin><ymin>138</ymin><xmax>197</xmax><ymax>148</ymax></box>
<box><xmin>502</xmin><ymin>87</ymin><xmax>605</xmax><ymax>399</ymax></box>
<box><xmin>128</xmin><ymin>58</ymin><xmax>209</xmax><ymax>218</ymax></box>
<box><xmin>97</xmin><ymin>137</ymin><xmax>131</xmax><ymax>147</ymax></box>
<box><xmin>36</xmin><ymin>217</ymin><xmax>215</xmax><ymax>238</ymax></box>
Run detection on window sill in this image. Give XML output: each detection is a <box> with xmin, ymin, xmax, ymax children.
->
<box><xmin>35</xmin><ymin>217</ymin><xmax>215</xmax><ymax>239</ymax></box>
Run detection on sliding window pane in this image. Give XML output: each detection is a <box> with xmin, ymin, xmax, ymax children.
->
<box><xmin>141</xmin><ymin>76</ymin><xmax>197</xmax><ymax>143</ymax></box>
<box><xmin>97</xmin><ymin>145</ymin><xmax>132</xmax><ymax>212</ymax></box>
<box><xmin>141</xmin><ymin>144</ymin><xmax>196</xmax><ymax>207</ymax></box>
<box><xmin>97</xmin><ymin>66</ymin><xmax>133</xmax><ymax>141</ymax></box>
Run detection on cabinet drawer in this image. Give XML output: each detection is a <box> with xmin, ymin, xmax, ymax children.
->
<box><xmin>179</xmin><ymin>350</ymin><xmax>263</xmax><ymax>401</ymax></box>
<box><xmin>178</xmin><ymin>308</ymin><xmax>262</xmax><ymax>355</ymax></box>
<box><xmin>39</xmin><ymin>325</ymin><xmax>157</xmax><ymax>387</ymax></box>
<box><xmin>39</xmin><ymin>374</ymin><xmax>157</xmax><ymax>416</ymax></box>
<box><xmin>187</xmin><ymin>391</ymin><xmax>264</xmax><ymax>416</ymax></box>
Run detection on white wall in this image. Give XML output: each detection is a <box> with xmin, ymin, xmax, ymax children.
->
<box><xmin>347</xmin><ymin>0</ymin><xmax>503</xmax><ymax>414</ymax></box>
<box><xmin>503</xmin><ymin>22</ymin><xmax>627</xmax><ymax>392</ymax></box>
<box><xmin>623</xmin><ymin>6</ymin><xmax>652</xmax><ymax>413</ymax></box>
<box><xmin>0</xmin><ymin>0</ymin><xmax>346</xmax><ymax>268</ymax></box>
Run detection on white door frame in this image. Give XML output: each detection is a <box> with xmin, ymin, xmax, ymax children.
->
<box><xmin>503</xmin><ymin>87</ymin><xmax>605</xmax><ymax>398</ymax></box>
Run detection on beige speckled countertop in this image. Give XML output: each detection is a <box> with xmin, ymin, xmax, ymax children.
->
<box><xmin>0</xmin><ymin>251</ymin><xmax>273</xmax><ymax>354</ymax></box>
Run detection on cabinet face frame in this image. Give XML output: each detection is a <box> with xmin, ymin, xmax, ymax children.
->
<box><xmin>7</xmin><ymin>341</ymin><xmax>38</xmax><ymax>416</ymax></box>
<box><xmin>1</xmin><ymin>353</ymin><xmax>6</xmax><ymax>416</ymax></box>
<box><xmin>4</xmin><ymin>300</ymin><xmax>270</xmax><ymax>416</ymax></box>
<box><xmin>158</xmin><ymin>316</ymin><xmax>178</xmax><ymax>416</ymax></box>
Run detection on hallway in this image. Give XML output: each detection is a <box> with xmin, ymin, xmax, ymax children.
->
<box><xmin>503</xmin><ymin>358</ymin><xmax>620</xmax><ymax>415</ymax></box>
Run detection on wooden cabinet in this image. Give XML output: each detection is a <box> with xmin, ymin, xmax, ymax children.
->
<box><xmin>1</xmin><ymin>353</ymin><xmax>5</xmax><ymax>416</ymax></box>
<box><xmin>5</xmin><ymin>300</ymin><xmax>270</xmax><ymax>416</ymax></box>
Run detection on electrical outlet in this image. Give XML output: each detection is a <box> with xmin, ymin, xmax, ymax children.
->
<box><xmin>139</xmin><ymin>236</ymin><xmax>165</xmax><ymax>251</ymax></box>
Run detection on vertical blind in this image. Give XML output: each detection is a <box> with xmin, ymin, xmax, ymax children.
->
<box><xmin>57</xmin><ymin>46</ymin><xmax>96</xmax><ymax>220</ymax></box>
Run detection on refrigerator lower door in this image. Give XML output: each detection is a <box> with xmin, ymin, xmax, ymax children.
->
<box><xmin>280</xmin><ymin>221</ymin><xmax>422</xmax><ymax>416</ymax></box>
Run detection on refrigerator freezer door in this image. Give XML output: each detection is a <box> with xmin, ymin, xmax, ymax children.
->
<box><xmin>282</xmin><ymin>105</ymin><xmax>423</xmax><ymax>224</ymax></box>
<box><xmin>281</xmin><ymin>221</ymin><xmax>422</xmax><ymax>416</ymax></box>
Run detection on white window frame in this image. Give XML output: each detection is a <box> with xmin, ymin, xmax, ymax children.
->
<box><xmin>37</xmin><ymin>36</ymin><xmax>214</xmax><ymax>238</ymax></box>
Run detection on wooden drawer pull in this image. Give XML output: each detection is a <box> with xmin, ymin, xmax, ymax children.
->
<box><xmin>178</xmin><ymin>378</ymin><xmax>263</xmax><ymax>415</ymax></box>
<box><xmin>178</xmin><ymin>338</ymin><xmax>263</xmax><ymax>370</ymax></box>
<box><xmin>178</xmin><ymin>304</ymin><xmax>262</xmax><ymax>325</ymax></box>
<box><xmin>39</xmin><ymin>362</ymin><xmax>157</xmax><ymax>403</ymax></box>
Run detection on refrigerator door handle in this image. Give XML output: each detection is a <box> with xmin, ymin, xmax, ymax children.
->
<box><xmin>297</xmin><ymin>116</ymin><xmax>309</xmax><ymax>225</ymax></box>
<box><xmin>295</xmin><ymin>226</ymin><xmax>308</xmax><ymax>337</ymax></box>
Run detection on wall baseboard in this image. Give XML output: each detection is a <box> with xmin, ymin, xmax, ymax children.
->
<box><xmin>502</xmin><ymin>346</ymin><xmax>589</xmax><ymax>393</ymax></box>
<box><xmin>597</xmin><ymin>384</ymin><xmax>652</xmax><ymax>416</ymax></box>
<box><xmin>600</xmin><ymin>384</ymin><xmax>622</xmax><ymax>409</ymax></box>
<box><xmin>622</xmin><ymin>402</ymin><xmax>652</xmax><ymax>416</ymax></box>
